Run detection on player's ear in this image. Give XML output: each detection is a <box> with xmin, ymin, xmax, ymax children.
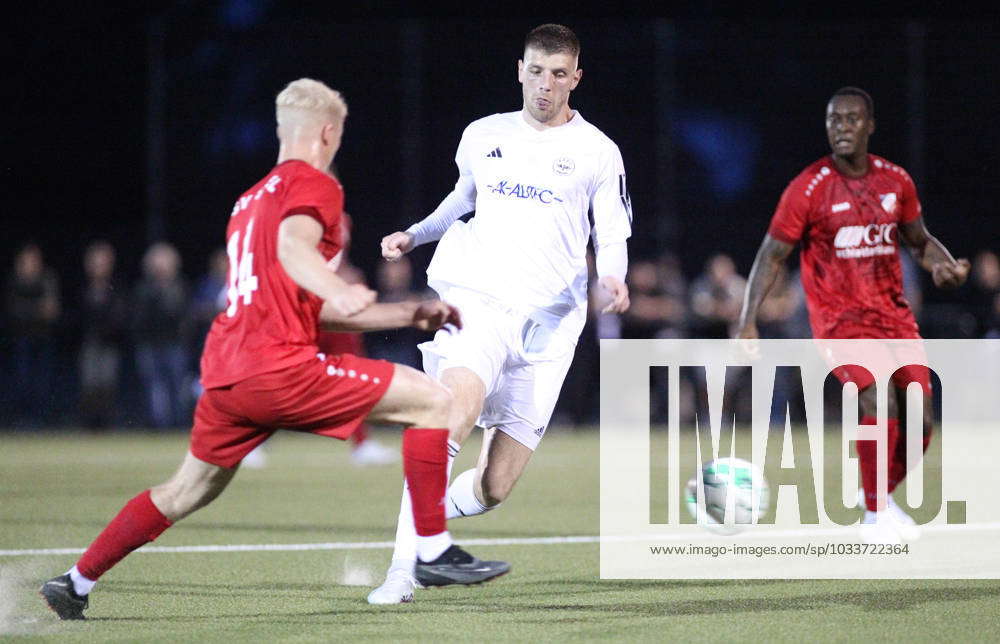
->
<box><xmin>517</xmin><ymin>59</ymin><xmax>525</xmax><ymax>82</ymax></box>
<box><xmin>570</xmin><ymin>67</ymin><xmax>582</xmax><ymax>91</ymax></box>
<box><xmin>322</xmin><ymin>121</ymin><xmax>343</xmax><ymax>147</ymax></box>
<box><xmin>868</xmin><ymin>117</ymin><xmax>876</xmax><ymax>135</ymax></box>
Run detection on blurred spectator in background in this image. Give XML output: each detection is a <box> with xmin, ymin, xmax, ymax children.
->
<box><xmin>752</xmin><ymin>264</ymin><xmax>802</xmax><ymax>424</ymax></box>
<box><xmin>133</xmin><ymin>242</ymin><xmax>189</xmax><ymax>428</ymax></box>
<box><xmin>970</xmin><ymin>250</ymin><xmax>1000</xmax><ymax>336</ymax></box>
<box><xmin>688</xmin><ymin>253</ymin><xmax>749</xmax><ymax>421</ymax></box>
<box><xmin>690</xmin><ymin>253</ymin><xmax>746</xmax><ymax>338</ymax></box>
<box><xmin>782</xmin><ymin>268</ymin><xmax>813</xmax><ymax>338</ymax></box>
<box><xmin>620</xmin><ymin>252</ymin><xmax>695</xmax><ymax>424</ymax></box>
<box><xmin>189</xmin><ymin>248</ymin><xmax>229</xmax><ymax>357</ymax></box>
<box><xmin>4</xmin><ymin>242</ymin><xmax>61</xmax><ymax>426</ymax></box>
<box><xmin>621</xmin><ymin>255</ymin><xmax>686</xmax><ymax>339</ymax></box>
<box><xmin>900</xmin><ymin>250</ymin><xmax>924</xmax><ymax>320</ymax></box>
<box><xmin>654</xmin><ymin>252</ymin><xmax>689</xmax><ymax>337</ymax></box>
<box><xmin>987</xmin><ymin>294</ymin><xmax>1000</xmax><ymax>339</ymax></box>
<box><xmin>186</xmin><ymin>248</ymin><xmax>229</xmax><ymax>409</ymax></box>
<box><xmin>78</xmin><ymin>241</ymin><xmax>127</xmax><ymax>429</ymax></box>
<box><xmin>316</xmin><ymin>211</ymin><xmax>397</xmax><ymax>467</ymax></box>
<box><xmin>554</xmin><ymin>251</ymin><xmax>618</xmax><ymax>427</ymax></box>
<box><xmin>365</xmin><ymin>255</ymin><xmax>425</xmax><ymax>370</ymax></box>
<box><xmin>755</xmin><ymin>264</ymin><xmax>797</xmax><ymax>339</ymax></box>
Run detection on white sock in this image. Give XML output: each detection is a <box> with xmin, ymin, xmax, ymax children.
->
<box><xmin>416</xmin><ymin>530</ymin><xmax>452</xmax><ymax>563</ymax></box>
<box><xmin>67</xmin><ymin>565</ymin><xmax>96</xmax><ymax>596</ymax></box>
<box><xmin>388</xmin><ymin>439</ymin><xmax>461</xmax><ymax>572</ymax></box>
<box><xmin>446</xmin><ymin>468</ymin><xmax>494</xmax><ymax>519</ymax></box>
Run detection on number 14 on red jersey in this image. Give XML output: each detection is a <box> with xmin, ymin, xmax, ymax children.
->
<box><xmin>226</xmin><ymin>217</ymin><xmax>259</xmax><ymax>317</ymax></box>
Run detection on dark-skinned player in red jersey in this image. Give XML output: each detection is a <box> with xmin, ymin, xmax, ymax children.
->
<box><xmin>735</xmin><ymin>87</ymin><xmax>970</xmax><ymax>545</ymax></box>
<box><xmin>39</xmin><ymin>78</ymin><xmax>507</xmax><ymax>621</ymax></box>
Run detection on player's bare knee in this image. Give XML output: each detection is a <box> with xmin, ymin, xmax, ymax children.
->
<box><xmin>413</xmin><ymin>380</ymin><xmax>453</xmax><ymax>428</ymax></box>
<box><xmin>430</xmin><ymin>380</ymin><xmax>454</xmax><ymax>416</ymax></box>
<box><xmin>450</xmin><ymin>401</ymin><xmax>480</xmax><ymax>437</ymax></box>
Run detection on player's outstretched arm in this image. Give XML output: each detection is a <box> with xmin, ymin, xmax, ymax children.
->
<box><xmin>382</xmin><ymin>176</ymin><xmax>477</xmax><ymax>261</ymax></box>
<box><xmin>278</xmin><ymin>215</ymin><xmax>376</xmax><ymax>316</ymax></box>
<box><xmin>899</xmin><ymin>217</ymin><xmax>970</xmax><ymax>289</ymax></box>
<box><xmin>319</xmin><ymin>299</ymin><xmax>461</xmax><ymax>333</ymax></box>
<box><xmin>735</xmin><ymin>234</ymin><xmax>794</xmax><ymax>338</ymax></box>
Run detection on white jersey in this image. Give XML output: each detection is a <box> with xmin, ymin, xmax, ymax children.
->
<box><xmin>424</xmin><ymin>110</ymin><xmax>632</xmax><ymax>340</ymax></box>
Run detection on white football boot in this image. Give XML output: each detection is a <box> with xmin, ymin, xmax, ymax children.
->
<box><xmin>857</xmin><ymin>490</ymin><xmax>920</xmax><ymax>541</ymax></box>
<box><xmin>884</xmin><ymin>498</ymin><xmax>920</xmax><ymax>541</ymax></box>
<box><xmin>367</xmin><ymin>566</ymin><xmax>419</xmax><ymax>604</ymax></box>
<box><xmin>859</xmin><ymin>510</ymin><xmax>902</xmax><ymax>545</ymax></box>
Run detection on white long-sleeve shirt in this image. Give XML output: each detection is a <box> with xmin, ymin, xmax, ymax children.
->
<box><xmin>407</xmin><ymin>110</ymin><xmax>633</xmax><ymax>340</ymax></box>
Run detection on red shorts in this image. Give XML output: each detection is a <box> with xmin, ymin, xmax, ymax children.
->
<box><xmin>317</xmin><ymin>331</ymin><xmax>365</xmax><ymax>357</ymax></box>
<box><xmin>817</xmin><ymin>331</ymin><xmax>932</xmax><ymax>395</ymax></box>
<box><xmin>191</xmin><ymin>353</ymin><xmax>395</xmax><ymax>468</ymax></box>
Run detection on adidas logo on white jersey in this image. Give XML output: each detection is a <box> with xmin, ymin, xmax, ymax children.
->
<box><xmin>485</xmin><ymin>147</ymin><xmax>502</xmax><ymax>158</ymax></box>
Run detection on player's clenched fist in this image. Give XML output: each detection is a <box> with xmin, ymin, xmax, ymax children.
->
<box><xmin>381</xmin><ymin>231</ymin><xmax>415</xmax><ymax>261</ymax></box>
<box><xmin>412</xmin><ymin>300</ymin><xmax>462</xmax><ymax>332</ymax></box>
<box><xmin>329</xmin><ymin>283</ymin><xmax>377</xmax><ymax>317</ymax></box>
<box><xmin>932</xmin><ymin>258</ymin><xmax>970</xmax><ymax>289</ymax></box>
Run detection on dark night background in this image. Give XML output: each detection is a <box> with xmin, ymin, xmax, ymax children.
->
<box><xmin>5</xmin><ymin>6</ymin><xmax>999</xmax><ymax>425</ymax></box>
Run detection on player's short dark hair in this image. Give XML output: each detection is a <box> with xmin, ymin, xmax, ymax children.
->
<box><xmin>830</xmin><ymin>86</ymin><xmax>874</xmax><ymax>119</ymax></box>
<box><xmin>524</xmin><ymin>23</ymin><xmax>580</xmax><ymax>59</ymax></box>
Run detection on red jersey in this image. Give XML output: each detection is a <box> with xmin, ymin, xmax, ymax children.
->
<box><xmin>768</xmin><ymin>154</ymin><xmax>921</xmax><ymax>338</ymax></box>
<box><xmin>200</xmin><ymin>160</ymin><xmax>344</xmax><ymax>388</ymax></box>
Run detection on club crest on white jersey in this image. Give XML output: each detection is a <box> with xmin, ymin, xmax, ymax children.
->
<box><xmin>552</xmin><ymin>157</ymin><xmax>575</xmax><ymax>176</ymax></box>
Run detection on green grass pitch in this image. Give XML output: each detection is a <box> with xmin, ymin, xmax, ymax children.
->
<box><xmin>2</xmin><ymin>429</ymin><xmax>998</xmax><ymax>641</ymax></box>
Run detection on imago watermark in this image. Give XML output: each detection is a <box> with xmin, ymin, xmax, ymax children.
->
<box><xmin>599</xmin><ymin>339</ymin><xmax>1000</xmax><ymax>579</ymax></box>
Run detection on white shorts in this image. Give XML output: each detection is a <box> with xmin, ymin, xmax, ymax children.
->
<box><xmin>419</xmin><ymin>287</ymin><xmax>576</xmax><ymax>451</ymax></box>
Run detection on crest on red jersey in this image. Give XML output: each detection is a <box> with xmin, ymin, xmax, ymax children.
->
<box><xmin>879</xmin><ymin>192</ymin><xmax>898</xmax><ymax>214</ymax></box>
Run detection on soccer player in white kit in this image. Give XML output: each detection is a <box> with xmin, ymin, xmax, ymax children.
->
<box><xmin>369</xmin><ymin>24</ymin><xmax>632</xmax><ymax>603</ymax></box>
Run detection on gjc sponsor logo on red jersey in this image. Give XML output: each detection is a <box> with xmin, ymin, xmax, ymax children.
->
<box><xmin>833</xmin><ymin>222</ymin><xmax>897</xmax><ymax>259</ymax></box>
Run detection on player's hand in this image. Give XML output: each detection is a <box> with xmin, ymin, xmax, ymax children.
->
<box><xmin>412</xmin><ymin>300</ymin><xmax>462</xmax><ymax>332</ymax></box>
<box><xmin>597</xmin><ymin>276</ymin><xmax>630</xmax><ymax>314</ymax></box>
<box><xmin>734</xmin><ymin>323</ymin><xmax>759</xmax><ymax>340</ymax></box>
<box><xmin>932</xmin><ymin>258</ymin><xmax>970</xmax><ymax>289</ymax></box>
<box><xmin>328</xmin><ymin>283</ymin><xmax>376</xmax><ymax>317</ymax></box>
<box><xmin>733</xmin><ymin>323</ymin><xmax>761</xmax><ymax>359</ymax></box>
<box><xmin>381</xmin><ymin>231</ymin><xmax>415</xmax><ymax>261</ymax></box>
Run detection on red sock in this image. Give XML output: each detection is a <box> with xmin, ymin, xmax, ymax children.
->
<box><xmin>856</xmin><ymin>416</ymin><xmax>899</xmax><ymax>511</ymax></box>
<box><xmin>351</xmin><ymin>422</ymin><xmax>370</xmax><ymax>446</ymax></box>
<box><xmin>402</xmin><ymin>428</ymin><xmax>449</xmax><ymax>536</ymax></box>
<box><xmin>76</xmin><ymin>490</ymin><xmax>173</xmax><ymax>580</ymax></box>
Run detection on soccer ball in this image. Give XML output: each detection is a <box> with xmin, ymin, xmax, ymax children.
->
<box><xmin>685</xmin><ymin>457</ymin><xmax>770</xmax><ymax>535</ymax></box>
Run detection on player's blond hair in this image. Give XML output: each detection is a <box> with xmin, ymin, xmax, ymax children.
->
<box><xmin>275</xmin><ymin>78</ymin><xmax>348</xmax><ymax>125</ymax></box>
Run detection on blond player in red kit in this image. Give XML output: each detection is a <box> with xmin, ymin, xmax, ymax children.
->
<box><xmin>40</xmin><ymin>79</ymin><xmax>507</xmax><ymax>621</ymax></box>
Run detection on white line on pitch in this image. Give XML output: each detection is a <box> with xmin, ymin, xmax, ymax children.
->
<box><xmin>3</xmin><ymin>523</ymin><xmax>1000</xmax><ymax>557</ymax></box>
